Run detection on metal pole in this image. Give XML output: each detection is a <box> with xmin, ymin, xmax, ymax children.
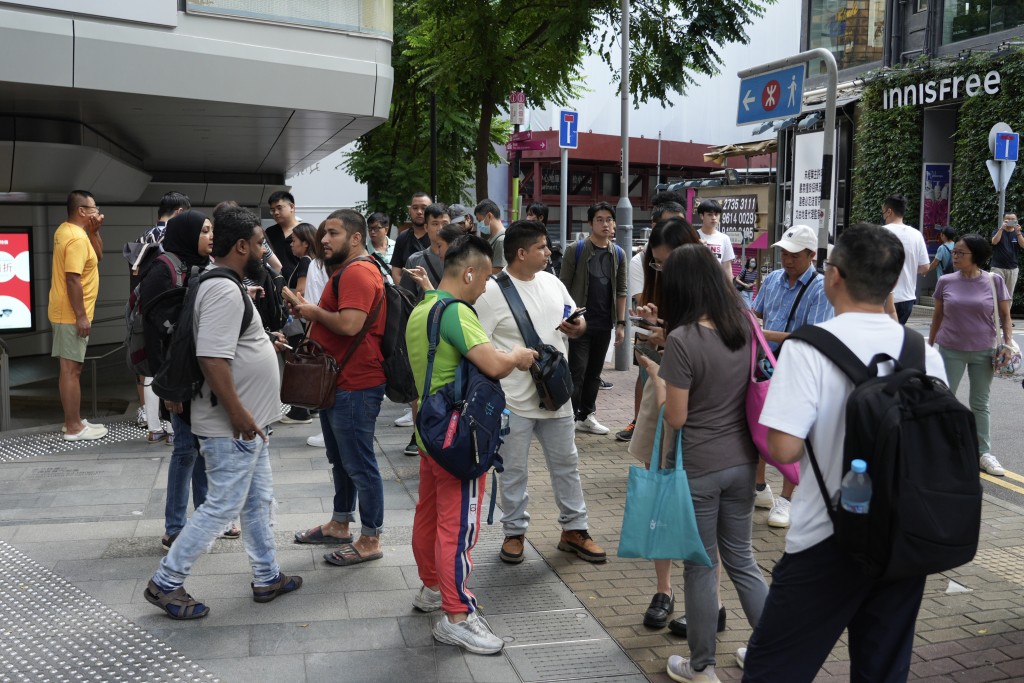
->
<box><xmin>614</xmin><ymin>0</ymin><xmax>633</xmax><ymax>371</ymax></box>
<box><xmin>511</xmin><ymin>122</ymin><xmax>521</xmax><ymax>222</ymax></box>
<box><xmin>998</xmin><ymin>162</ymin><xmax>1007</xmax><ymax>229</ymax></box>
<box><xmin>560</xmin><ymin>148</ymin><xmax>569</xmax><ymax>249</ymax></box>
<box><xmin>656</xmin><ymin>130</ymin><xmax>662</xmax><ymax>184</ymax></box>
<box><xmin>429</xmin><ymin>94</ymin><xmax>438</xmax><ymax>201</ymax></box>
<box><xmin>738</xmin><ymin>48</ymin><xmax>838</xmax><ymax>267</ymax></box>
<box><xmin>0</xmin><ymin>338</ymin><xmax>10</xmax><ymax>432</ymax></box>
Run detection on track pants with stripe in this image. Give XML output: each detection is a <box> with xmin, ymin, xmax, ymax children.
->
<box><xmin>412</xmin><ymin>453</ymin><xmax>486</xmax><ymax>615</ymax></box>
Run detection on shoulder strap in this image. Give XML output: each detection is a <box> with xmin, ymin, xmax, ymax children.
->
<box><xmin>330</xmin><ymin>255</ymin><xmax>375</xmax><ymax>300</ymax></box>
<box><xmin>784</xmin><ymin>273</ymin><xmax>817</xmax><ymax>332</ymax></box>
<box><xmin>575</xmin><ymin>240</ymin><xmax>583</xmax><ymax>264</ymax></box>
<box><xmin>494</xmin><ymin>272</ymin><xmax>542</xmax><ymax>348</ymax></box>
<box><xmin>614</xmin><ymin>244</ymin><xmax>625</xmax><ymax>265</ymax></box>
<box><xmin>786</xmin><ymin>325</ymin><xmax>873</xmax><ymax>385</ymax></box>
<box><xmin>196</xmin><ymin>267</ymin><xmax>255</xmax><ymax>338</ymax></box>
<box><xmin>424</xmin><ymin>254</ymin><xmax>442</xmax><ymax>287</ymax></box>
<box><xmin>421</xmin><ymin>298</ymin><xmax>476</xmax><ymax>401</ymax></box>
<box><xmin>323</xmin><ymin>257</ymin><xmax>384</xmax><ymax>368</ymax></box>
<box><xmin>897</xmin><ymin>328</ymin><xmax>926</xmax><ymax>372</ymax></box>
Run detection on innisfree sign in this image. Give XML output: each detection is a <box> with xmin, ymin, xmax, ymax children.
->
<box><xmin>883</xmin><ymin>70</ymin><xmax>1001</xmax><ymax>109</ymax></box>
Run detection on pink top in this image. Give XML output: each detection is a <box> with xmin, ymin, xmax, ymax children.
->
<box><xmin>933</xmin><ymin>271</ymin><xmax>1009</xmax><ymax>352</ymax></box>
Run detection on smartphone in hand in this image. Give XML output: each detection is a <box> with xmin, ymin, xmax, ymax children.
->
<box><xmin>281</xmin><ymin>286</ymin><xmax>301</xmax><ymax>307</ymax></box>
<box><xmin>565</xmin><ymin>307</ymin><xmax>586</xmax><ymax>323</ymax></box>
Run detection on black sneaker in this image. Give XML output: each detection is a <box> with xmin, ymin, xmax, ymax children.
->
<box><xmin>615</xmin><ymin>419</ymin><xmax>636</xmax><ymax>442</ymax></box>
<box><xmin>600</xmin><ymin>379</ymin><xmax>613</xmax><ymax>390</ymax></box>
<box><xmin>403</xmin><ymin>434</ymin><xmax>420</xmax><ymax>456</ymax></box>
<box><xmin>668</xmin><ymin>605</ymin><xmax>726</xmax><ymax>638</ymax></box>
<box><xmin>161</xmin><ymin>532</ymin><xmax>179</xmax><ymax>552</ymax></box>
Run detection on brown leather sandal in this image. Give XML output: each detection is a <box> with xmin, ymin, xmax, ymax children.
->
<box><xmin>144</xmin><ymin>579</ymin><xmax>209</xmax><ymax>620</ymax></box>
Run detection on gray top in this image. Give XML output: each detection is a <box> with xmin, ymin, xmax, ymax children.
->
<box><xmin>657</xmin><ymin>323</ymin><xmax>758</xmax><ymax>476</ymax></box>
<box><xmin>400</xmin><ymin>248</ymin><xmax>444</xmax><ymax>298</ymax></box>
<box><xmin>189</xmin><ymin>274</ymin><xmax>281</xmax><ymax>437</ymax></box>
<box><xmin>489</xmin><ymin>232</ymin><xmax>507</xmax><ymax>269</ymax></box>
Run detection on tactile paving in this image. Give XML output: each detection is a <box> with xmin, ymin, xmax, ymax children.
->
<box><xmin>474</xmin><ymin>581</ymin><xmax>584</xmax><ymax>615</ymax></box>
<box><xmin>487</xmin><ymin>609</ymin><xmax>608</xmax><ymax>646</ymax></box>
<box><xmin>0</xmin><ymin>540</ymin><xmax>218</xmax><ymax>682</ymax></box>
<box><xmin>971</xmin><ymin>545</ymin><xmax>1024</xmax><ymax>586</ymax></box>
<box><xmin>469</xmin><ymin>560</ymin><xmax>561</xmax><ymax>588</ymax></box>
<box><xmin>504</xmin><ymin>639</ymin><xmax>639</xmax><ymax>682</ymax></box>
<box><xmin>0</xmin><ymin>420</ymin><xmax>147</xmax><ymax>463</ymax></box>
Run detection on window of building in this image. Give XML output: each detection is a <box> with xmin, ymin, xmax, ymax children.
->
<box><xmin>807</xmin><ymin>0</ymin><xmax>887</xmax><ymax>72</ymax></box>
<box><xmin>943</xmin><ymin>1</ymin><xmax>1024</xmax><ymax>44</ymax></box>
<box><xmin>916</xmin><ymin>0</ymin><xmax>928</xmax><ymax>12</ymax></box>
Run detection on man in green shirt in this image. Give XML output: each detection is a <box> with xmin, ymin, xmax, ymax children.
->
<box><xmin>406</xmin><ymin>235</ymin><xmax>536</xmax><ymax>655</ymax></box>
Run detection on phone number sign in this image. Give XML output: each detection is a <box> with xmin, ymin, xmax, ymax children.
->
<box><xmin>717</xmin><ymin>195</ymin><xmax>759</xmax><ymax>242</ymax></box>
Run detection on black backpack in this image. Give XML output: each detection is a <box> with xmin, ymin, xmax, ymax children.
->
<box><xmin>788</xmin><ymin>326</ymin><xmax>983</xmax><ymax>581</ymax></box>
<box><xmin>254</xmin><ymin>265</ymin><xmax>288</xmax><ymax>333</ymax></box>
<box><xmin>331</xmin><ymin>254</ymin><xmax>418</xmax><ymax>404</ymax></box>
<box><xmin>153</xmin><ymin>267</ymin><xmax>255</xmax><ymax>405</ymax></box>
<box><xmin>125</xmin><ymin>252</ymin><xmax>186</xmax><ymax>377</ymax></box>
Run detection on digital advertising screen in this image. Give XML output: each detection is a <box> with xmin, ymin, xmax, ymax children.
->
<box><xmin>0</xmin><ymin>228</ymin><xmax>35</xmax><ymax>333</ymax></box>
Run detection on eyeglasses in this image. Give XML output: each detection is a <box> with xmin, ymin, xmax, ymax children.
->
<box><xmin>648</xmin><ymin>261</ymin><xmax>663</xmax><ymax>272</ymax></box>
<box><xmin>369</xmin><ymin>225</ymin><xmax>386</xmax><ymax>231</ymax></box>
<box><xmin>823</xmin><ymin>260</ymin><xmax>846</xmax><ymax>277</ymax></box>
<box><xmin>952</xmin><ymin>250</ymin><xmax>970</xmax><ymax>257</ymax></box>
<box><xmin>80</xmin><ymin>204</ymin><xmax>99</xmax><ymax>214</ymax></box>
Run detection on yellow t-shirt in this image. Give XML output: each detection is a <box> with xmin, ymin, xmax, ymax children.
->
<box><xmin>48</xmin><ymin>222</ymin><xmax>99</xmax><ymax>324</ymax></box>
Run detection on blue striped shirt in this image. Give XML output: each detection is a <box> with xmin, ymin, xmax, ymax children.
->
<box><xmin>753</xmin><ymin>264</ymin><xmax>834</xmax><ymax>350</ymax></box>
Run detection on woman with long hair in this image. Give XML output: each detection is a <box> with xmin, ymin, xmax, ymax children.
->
<box><xmin>928</xmin><ymin>233</ymin><xmax>1012</xmax><ymax>477</ymax></box>
<box><xmin>639</xmin><ymin>243</ymin><xmax>768</xmax><ymax>682</ymax></box>
<box><xmin>287</xmin><ymin>222</ymin><xmax>321</xmax><ymax>298</ymax></box>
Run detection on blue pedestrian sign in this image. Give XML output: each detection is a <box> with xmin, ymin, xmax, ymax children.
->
<box><xmin>559</xmin><ymin>110</ymin><xmax>579</xmax><ymax>149</ymax></box>
<box><xmin>995</xmin><ymin>132</ymin><xmax>1019</xmax><ymax>162</ymax></box>
<box><xmin>737</xmin><ymin>65</ymin><xmax>804</xmax><ymax>126</ymax></box>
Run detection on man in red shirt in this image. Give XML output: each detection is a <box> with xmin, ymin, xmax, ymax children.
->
<box><xmin>290</xmin><ymin>209</ymin><xmax>388</xmax><ymax>566</ymax></box>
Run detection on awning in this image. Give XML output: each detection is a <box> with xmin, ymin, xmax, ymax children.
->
<box><xmin>702</xmin><ymin>139</ymin><xmax>777</xmax><ymax>167</ymax></box>
<box><xmin>748</xmin><ymin>231</ymin><xmax>770</xmax><ymax>250</ymax></box>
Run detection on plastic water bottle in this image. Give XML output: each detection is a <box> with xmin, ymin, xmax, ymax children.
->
<box><xmin>840</xmin><ymin>459</ymin><xmax>872</xmax><ymax>514</ymax></box>
<box><xmin>500</xmin><ymin>408</ymin><xmax>511</xmax><ymax>438</ymax></box>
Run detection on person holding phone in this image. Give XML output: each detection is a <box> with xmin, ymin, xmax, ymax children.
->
<box><xmin>991</xmin><ymin>211</ymin><xmax>1023</xmax><ymax>300</ymax></box>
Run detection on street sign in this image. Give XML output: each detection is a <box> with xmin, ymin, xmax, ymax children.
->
<box><xmin>509</xmin><ymin>90</ymin><xmax>525</xmax><ymax>126</ymax></box>
<box><xmin>506</xmin><ymin>139</ymin><xmax>547</xmax><ymax>152</ymax></box>
<box><xmin>995</xmin><ymin>132</ymin><xmax>1019</xmax><ymax>162</ymax></box>
<box><xmin>510</xmin><ymin>130</ymin><xmax>532</xmax><ymax>142</ymax></box>
<box><xmin>987</xmin><ymin>160</ymin><xmax>1017</xmax><ymax>192</ymax></box>
<box><xmin>736</xmin><ymin>65</ymin><xmax>804</xmax><ymax>126</ymax></box>
<box><xmin>559</xmin><ymin>110</ymin><xmax>579</xmax><ymax>149</ymax></box>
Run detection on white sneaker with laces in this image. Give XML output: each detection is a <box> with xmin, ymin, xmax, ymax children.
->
<box><xmin>980</xmin><ymin>453</ymin><xmax>1005</xmax><ymax>476</ymax></box>
<box><xmin>412</xmin><ymin>585</ymin><xmax>442</xmax><ymax>612</ymax></box>
<box><xmin>575</xmin><ymin>414</ymin><xmax>610</xmax><ymax>435</ymax></box>
<box><xmin>432</xmin><ymin>612</ymin><xmax>504</xmax><ymax>654</ymax></box>
<box><xmin>735</xmin><ymin>647</ymin><xmax>747</xmax><ymax>670</ymax></box>
<box><xmin>307</xmin><ymin>433</ymin><xmax>326</xmax><ymax>448</ymax></box>
<box><xmin>767</xmin><ymin>497</ymin><xmax>791</xmax><ymax>528</ymax></box>
<box><xmin>666</xmin><ymin>656</ymin><xmax>720</xmax><ymax>683</ymax></box>
<box><xmin>394</xmin><ymin>408</ymin><xmax>414</xmax><ymax>427</ymax></box>
<box><xmin>754</xmin><ymin>484</ymin><xmax>774</xmax><ymax>509</ymax></box>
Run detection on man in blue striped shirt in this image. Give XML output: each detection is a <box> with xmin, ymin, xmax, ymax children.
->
<box><xmin>751</xmin><ymin>224</ymin><xmax>834</xmax><ymax>529</ymax></box>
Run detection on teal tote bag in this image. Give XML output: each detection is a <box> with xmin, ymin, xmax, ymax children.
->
<box><xmin>617</xmin><ymin>406</ymin><xmax>712</xmax><ymax>564</ymax></box>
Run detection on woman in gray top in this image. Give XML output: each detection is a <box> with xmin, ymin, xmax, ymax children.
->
<box><xmin>640</xmin><ymin>243</ymin><xmax>768</xmax><ymax>682</ymax></box>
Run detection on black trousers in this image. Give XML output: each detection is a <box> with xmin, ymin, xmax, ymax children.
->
<box><xmin>742</xmin><ymin>536</ymin><xmax>925</xmax><ymax>683</ymax></box>
<box><xmin>568</xmin><ymin>328</ymin><xmax>611</xmax><ymax>421</ymax></box>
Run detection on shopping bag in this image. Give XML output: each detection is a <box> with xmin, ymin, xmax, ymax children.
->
<box><xmin>747</xmin><ymin>311</ymin><xmax>800</xmax><ymax>485</ymax></box>
<box><xmin>617</xmin><ymin>406</ymin><xmax>712</xmax><ymax>564</ymax></box>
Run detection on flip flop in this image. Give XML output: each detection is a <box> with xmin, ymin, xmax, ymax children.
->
<box><xmin>323</xmin><ymin>543</ymin><xmax>383</xmax><ymax>566</ymax></box>
<box><xmin>294</xmin><ymin>526</ymin><xmax>354</xmax><ymax>545</ymax></box>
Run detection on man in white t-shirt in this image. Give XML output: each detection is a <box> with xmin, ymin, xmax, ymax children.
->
<box><xmin>882</xmin><ymin>194</ymin><xmax>929</xmax><ymax>324</ymax></box>
<box><xmin>696</xmin><ymin>198</ymin><xmax>735</xmax><ymax>277</ymax></box>
<box><xmin>476</xmin><ymin>221</ymin><xmax>606</xmax><ymax>565</ymax></box>
<box><xmin>741</xmin><ymin>223</ymin><xmax>947</xmax><ymax>681</ymax></box>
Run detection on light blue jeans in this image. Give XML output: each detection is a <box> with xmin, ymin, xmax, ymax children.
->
<box><xmin>938</xmin><ymin>346</ymin><xmax>994</xmax><ymax>454</ymax></box>
<box><xmin>153</xmin><ymin>434</ymin><xmax>279</xmax><ymax>590</ymax></box>
<box><xmin>164</xmin><ymin>412</ymin><xmax>208</xmax><ymax>537</ymax></box>
<box><xmin>498</xmin><ymin>413</ymin><xmax>588</xmax><ymax>536</ymax></box>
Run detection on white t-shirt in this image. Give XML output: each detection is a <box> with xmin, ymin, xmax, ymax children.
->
<box><xmin>629</xmin><ymin>249</ymin><xmax>645</xmax><ymax>301</ymax></box>
<box><xmin>305</xmin><ymin>260</ymin><xmax>329</xmax><ymax>307</ymax></box>
<box><xmin>758</xmin><ymin>312</ymin><xmax>947</xmax><ymax>554</ymax></box>
<box><xmin>476</xmin><ymin>271</ymin><xmax>576</xmax><ymax>419</ymax></box>
<box><xmin>700</xmin><ymin>230</ymin><xmax>735</xmax><ymax>268</ymax></box>
<box><xmin>884</xmin><ymin>222</ymin><xmax>929</xmax><ymax>303</ymax></box>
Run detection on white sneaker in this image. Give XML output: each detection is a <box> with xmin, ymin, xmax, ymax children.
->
<box><xmin>394</xmin><ymin>408</ymin><xmax>414</xmax><ymax>427</ymax></box>
<box><xmin>412</xmin><ymin>585</ymin><xmax>442</xmax><ymax>612</ymax></box>
<box><xmin>754</xmin><ymin>484</ymin><xmax>774</xmax><ymax>509</ymax></box>
<box><xmin>432</xmin><ymin>612</ymin><xmax>504</xmax><ymax>654</ymax></box>
<box><xmin>575</xmin><ymin>414</ymin><xmax>610</xmax><ymax>435</ymax></box>
<box><xmin>136</xmin><ymin>407</ymin><xmax>147</xmax><ymax>427</ymax></box>
<box><xmin>735</xmin><ymin>647</ymin><xmax>747</xmax><ymax>670</ymax></box>
<box><xmin>63</xmin><ymin>422</ymin><xmax>108</xmax><ymax>442</ymax></box>
<box><xmin>61</xmin><ymin>419</ymin><xmax>90</xmax><ymax>434</ymax></box>
<box><xmin>767</xmin><ymin>497</ymin><xmax>791</xmax><ymax>528</ymax></box>
<box><xmin>980</xmin><ymin>453</ymin><xmax>1005</xmax><ymax>476</ymax></box>
<box><xmin>307</xmin><ymin>433</ymin><xmax>325</xmax><ymax>448</ymax></box>
<box><xmin>666</xmin><ymin>656</ymin><xmax>720</xmax><ymax>683</ymax></box>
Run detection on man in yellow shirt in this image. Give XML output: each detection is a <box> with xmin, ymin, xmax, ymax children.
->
<box><xmin>48</xmin><ymin>190</ymin><xmax>108</xmax><ymax>441</ymax></box>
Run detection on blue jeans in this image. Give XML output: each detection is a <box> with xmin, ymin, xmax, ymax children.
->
<box><xmin>153</xmin><ymin>434</ymin><xmax>280</xmax><ymax>589</ymax></box>
<box><xmin>320</xmin><ymin>385</ymin><xmax>385</xmax><ymax>536</ymax></box>
<box><xmin>164</xmin><ymin>412</ymin><xmax>208</xmax><ymax>537</ymax></box>
<box><xmin>894</xmin><ymin>299</ymin><xmax>915</xmax><ymax>325</ymax></box>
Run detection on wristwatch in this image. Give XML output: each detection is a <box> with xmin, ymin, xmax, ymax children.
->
<box><xmin>615</xmin><ymin>321</ymin><xmax>626</xmax><ymax>327</ymax></box>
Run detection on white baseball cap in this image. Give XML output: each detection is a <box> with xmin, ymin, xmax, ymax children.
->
<box><xmin>772</xmin><ymin>224</ymin><xmax>818</xmax><ymax>254</ymax></box>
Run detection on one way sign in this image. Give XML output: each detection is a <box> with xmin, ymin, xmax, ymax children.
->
<box><xmin>737</xmin><ymin>65</ymin><xmax>804</xmax><ymax>126</ymax></box>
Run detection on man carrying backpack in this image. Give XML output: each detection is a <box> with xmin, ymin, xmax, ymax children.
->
<box><xmin>144</xmin><ymin>206</ymin><xmax>301</xmax><ymax>620</ymax></box>
<box><xmin>742</xmin><ymin>224</ymin><xmax>949</xmax><ymax>681</ymax></box>
<box><xmin>406</xmin><ymin>235</ymin><xmax>536</xmax><ymax>654</ymax></box>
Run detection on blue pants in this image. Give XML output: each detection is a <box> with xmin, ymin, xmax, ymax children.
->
<box><xmin>164</xmin><ymin>412</ymin><xmax>208</xmax><ymax>537</ymax></box>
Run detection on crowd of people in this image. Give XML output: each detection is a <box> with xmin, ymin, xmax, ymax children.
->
<box><xmin>43</xmin><ymin>184</ymin><xmax>1016</xmax><ymax>681</ymax></box>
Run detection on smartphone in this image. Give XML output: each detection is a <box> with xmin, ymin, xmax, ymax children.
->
<box><xmin>565</xmin><ymin>307</ymin><xmax>586</xmax><ymax>323</ymax></box>
<box><xmin>634</xmin><ymin>326</ymin><xmax>652</xmax><ymax>337</ymax></box>
<box><xmin>281</xmin><ymin>286</ymin><xmax>301</xmax><ymax>306</ymax></box>
<box><xmin>634</xmin><ymin>342</ymin><xmax>662</xmax><ymax>365</ymax></box>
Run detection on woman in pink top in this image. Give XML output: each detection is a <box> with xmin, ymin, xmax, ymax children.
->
<box><xmin>928</xmin><ymin>233</ymin><xmax>1013</xmax><ymax>477</ymax></box>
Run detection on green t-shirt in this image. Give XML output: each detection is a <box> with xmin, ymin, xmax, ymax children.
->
<box><xmin>406</xmin><ymin>290</ymin><xmax>490</xmax><ymax>451</ymax></box>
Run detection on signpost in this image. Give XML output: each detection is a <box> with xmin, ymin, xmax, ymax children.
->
<box><xmin>558</xmin><ymin>109</ymin><xmax>579</xmax><ymax>261</ymax></box>
<box><xmin>736</xmin><ymin>65</ymin><xmax>804</xmax><ymax>127</ymax></box>
<box><xmin>987</xmin><ymin>123</ymin><xmax>1018</xmax><ymax>229</ymax></box>
<box><xmin>509</xmin><ymin>90</ymin><xmax>526</xmax><ymax>220</ymax></box>
<box><xmin>505</xmin><ymin>139</ymin><xmax>547</xmax><ymax>152</ymax></box>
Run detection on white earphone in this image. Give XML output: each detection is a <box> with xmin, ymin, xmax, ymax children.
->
<box><xmin>467</xmin><ymin>272</ymin><xmax>474</xmax><ymax>282</ymax></box>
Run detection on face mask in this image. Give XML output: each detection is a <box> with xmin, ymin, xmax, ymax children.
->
<box><xmin>477</xmin><ymin>220</ymin><xmax>490</xmax><ymax>236</ymax></box>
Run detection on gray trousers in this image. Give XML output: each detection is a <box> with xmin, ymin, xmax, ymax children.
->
<box><xmin>498</xmin><ymin>413</ymin><xmax>588</xmax><ymax>536</ymax></box>
<box><xmin>684</xmin><ymin>462</ymin><xmax>769</xmax><ymax>670</ymax></box>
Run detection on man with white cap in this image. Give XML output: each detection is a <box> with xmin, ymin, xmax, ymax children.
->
<box><xmin>751</xmin><ymin>224</ymin><xmax>834</xmax><ymax>528</ymax></box>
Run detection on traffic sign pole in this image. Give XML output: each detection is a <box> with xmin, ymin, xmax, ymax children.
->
<box><xmin>738</xmin><ymin>48</ymin><xmax>838</xmax><ymax>266</ymax></box>
<box><xmin>615</xmin><ymin>0</ymin><xmax>633</xmax><ymax>372</ymax></box>
<box><xmin>559</xmin><ymin>147</ymin><xmax>568</xmax><ymax>252</ymax></box>
<box><xmin>988</xmin><ymin>124</ymin><xmax>1019</xmax><ymax>231</ymax></box>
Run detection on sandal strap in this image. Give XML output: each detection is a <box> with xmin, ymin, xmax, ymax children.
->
<box><xmin>149</xmin><ymin>582</ymin><xmax>206</xmax><ymax>617</ymax></box>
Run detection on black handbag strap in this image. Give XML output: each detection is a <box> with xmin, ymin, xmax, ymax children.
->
<box><xmin>310</xmin><ymin>256</ymin><xmax>384</xmax><ymax>370</ymax></box>
<box><xmin>493</xmin><ymin>272</ymin><xmax>542</xmax><ymax>348</ymax></box>
<box><xmin>424</xmin><ymin>254</ymin><xmax>442</xmax><ymax>288</ymax></box>
<box><xmin>784</xmin><ymin>273</ymin><xmax>817</xmax><ymax>332</ymax></box>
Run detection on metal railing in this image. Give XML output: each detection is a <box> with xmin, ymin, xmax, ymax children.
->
<box><xmin>0</xmin><ymin>338</ymin><xmax>10</xmax><ymax>432</ymax></box>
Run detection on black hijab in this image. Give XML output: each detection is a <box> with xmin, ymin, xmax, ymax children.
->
<box><xmin>163</xmin><ymin>209</ymin><xmax>210</xmax><ymax>270</ymax></box>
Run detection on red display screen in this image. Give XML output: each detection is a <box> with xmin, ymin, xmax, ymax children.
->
<box><xmin>0</xmin><ymin>228</ymin><xmax>35</xmax><ymax>332</ymax></box>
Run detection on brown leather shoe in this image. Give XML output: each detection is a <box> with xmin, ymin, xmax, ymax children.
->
<box><xmin>557</xmin><ymin>530</ymin><xmax>607</xmax><ymax>563</ymax></box>
<box><xmin>500</xmin><ymin>535</ymin><xmax>525</xmax><ymax>564</ymax></box>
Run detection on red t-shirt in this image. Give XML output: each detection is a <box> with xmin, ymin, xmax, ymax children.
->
<box><xmin>310</xmin><ymin>259</ymin><xmax>386</xmax><ymax>390</ymax></box>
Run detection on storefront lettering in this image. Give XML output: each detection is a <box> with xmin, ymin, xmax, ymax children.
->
<box><xmin>883</xmin><ymin>70</ymin><xmax>1000</xmax><ymax>109</ymax></box>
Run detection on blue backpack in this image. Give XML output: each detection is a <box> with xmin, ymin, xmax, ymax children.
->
<box><xmin>415</xmin><ymin>298</ymin><xmax>507</xmax><ymax>484</ymax></box>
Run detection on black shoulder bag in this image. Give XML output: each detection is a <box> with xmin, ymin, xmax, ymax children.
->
<box><xmin>494</xmin><ymin>272</ymin><xmax>574</xmax><ymax>411</ymax></box>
